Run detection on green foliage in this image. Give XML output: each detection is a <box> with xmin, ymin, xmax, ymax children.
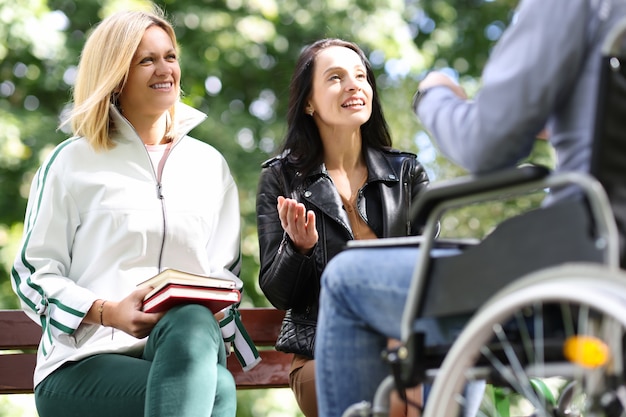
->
<box><xmin>0</xmin><ymin>0</ymin><xmax>436</xmax><ymax>309</ymax></box>
<box><xmin>405</xmin><ymin>0</ymin><xmax>519</xmax><ymax>76</ymax></box>
<box><xmin>0</xmin><ymin>0</ymin><xmax>547</xmax><ymax>307</ymax></box>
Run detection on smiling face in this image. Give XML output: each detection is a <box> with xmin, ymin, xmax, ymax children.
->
<box><xmin>117</xmin><ymin>25</ymin><xmax>180</xmax><ymax>121</ymax></box>
<box><xmin>306</xmin><ymin>45</ymin><xmax>373</xmax><ymax>132</ymax></box>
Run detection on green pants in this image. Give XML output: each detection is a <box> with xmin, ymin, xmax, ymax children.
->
<box><xmin>35</xmin><ymin>304</ymin><xmax>236</xmax><ymax>417</ymax></box>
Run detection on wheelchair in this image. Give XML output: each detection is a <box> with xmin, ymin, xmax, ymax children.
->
<box><xmin>342</xmin><ymin>14</ymin><xmax>626</xmax><ymax>417</ymax></box>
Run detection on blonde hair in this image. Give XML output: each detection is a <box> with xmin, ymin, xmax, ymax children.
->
<box><xmin>64</xmin><ymin>6</ymin><xmax>179</xmax><ymax>151</ymax></box>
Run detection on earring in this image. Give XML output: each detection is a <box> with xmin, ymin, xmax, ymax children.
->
<box><xmin>307</xmin><ymin>109</ymin><xmax>314</xmax><ymax>116</ymax></box>
<box><xmin>111</xmin><ymin>92</ymin><xmax>121</xmax><ymax>109</ymax></box>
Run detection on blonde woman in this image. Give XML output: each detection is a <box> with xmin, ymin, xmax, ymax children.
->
<box><xmin>11</xmin><ymin>6</ymin><xmax>243</xmax><ymax>417</ymax></box>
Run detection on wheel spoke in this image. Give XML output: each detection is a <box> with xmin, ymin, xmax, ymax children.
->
<box><xmin>420</xmin><ymin>266</ymin><xmax>626</xmax><ymax>417</ymax></box>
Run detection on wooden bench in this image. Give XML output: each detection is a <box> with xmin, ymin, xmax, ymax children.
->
<box><xmin>0</xmin><ymin>307</ymin><xmax>289</xmax><ymax>393</ymax></box>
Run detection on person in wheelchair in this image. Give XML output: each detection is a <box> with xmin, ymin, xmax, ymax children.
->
<box><xmin>314</xmin><ymin>0</ymin><xmax>626</xmax><ymax>416</ymax></box>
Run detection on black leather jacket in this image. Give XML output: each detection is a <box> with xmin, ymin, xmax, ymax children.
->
<box><xmin>256</xmin><ymin>147</ymin><xmax>429</xmax><ymax>354</ymax></box>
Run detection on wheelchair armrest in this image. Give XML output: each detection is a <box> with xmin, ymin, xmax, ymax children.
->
<box><xmin>411</xmin><ymin>164</ymin><xmax>552</xmax><ymax>225</ymax></box>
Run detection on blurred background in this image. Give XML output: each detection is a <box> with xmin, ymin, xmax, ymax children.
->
<box><xmin>0</xmin><ymin>0</ymin><xmax>552</xmax><ymax>415</ymax></box>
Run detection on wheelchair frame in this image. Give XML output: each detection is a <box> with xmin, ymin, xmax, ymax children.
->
<box><xmin>344</xmin><ymin>12</ymin><xmax>626</xmax><ymax>417</ymax></box>
<box><xmin>355</xmin><ymin>169</ymin><xmax>625</xmax><ymax>417</ymax></box>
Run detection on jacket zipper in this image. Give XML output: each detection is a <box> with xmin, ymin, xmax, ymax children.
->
<box><xmin>404</xmin><ymin>178</ymin><xmax>411</xmax><ymax>235</ymax></box>
<box><xmin>142</xmin><ymin>142</ymin><xmax>173</xmax><ymax>272</ymax></box>
<box><xmin>117</xmin><ymin>106</ymin><xmax>201</xmax><ymax>272</ymax></box>
<box><xmin>156</xmin><ymin>181</ymin><xmax>167</xmax><ymax>271</ymax></box>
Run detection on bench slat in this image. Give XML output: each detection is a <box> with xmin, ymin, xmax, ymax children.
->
<box><xmin>227</xmin><ymin>350</ymin><xmax>292</xmax><ymax>389</ymax></box>
<box><xmin>237</xmin><ymin>308</ymin><xmax>286</xmax><ymax>345</ymax></box>
<box><xmin>0</xmin><ymin>354</ymin><xmax>37</xmax><ymax>394</ymax></box>
<box><xmin>0</xmin><ymin>310</ymin><xmax>40</xmax><ymax>349</ymax></box>
<box><xmin>0</xmin><ymin>308</ymin><xmax>290</xmax><ymax>394</ymax></box>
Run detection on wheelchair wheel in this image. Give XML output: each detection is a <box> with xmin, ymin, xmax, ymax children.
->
<box><xmin>422</xmin><ymin>263</ymin><xmax>626</xmax><ymax>417</ymax></box>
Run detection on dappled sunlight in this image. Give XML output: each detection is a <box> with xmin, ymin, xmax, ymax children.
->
<box><xmin>247</xmin><ymin>388</ymin><xmax>304</xmax><ymax>417</ymax></box>
<box><xmin>0</xmin><ymin>394</ymin><xmax>38</xmax><ymax>417</ymax></box>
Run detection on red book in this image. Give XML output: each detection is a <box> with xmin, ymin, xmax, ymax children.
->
<box><xmin>138</xmin><ymin>269</ymin><xmax>238</xmax><ymax>299</ymax></box>
<box><xmin>142</xmin><ymin>283</ymin><xmax>241</xmax><ymax>314</ymax></box>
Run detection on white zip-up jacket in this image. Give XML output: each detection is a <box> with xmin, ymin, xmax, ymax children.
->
<box><xmin>11</xmin><ymin>102</ymin><xmax>242</xmax><ymax>387</ymax></box>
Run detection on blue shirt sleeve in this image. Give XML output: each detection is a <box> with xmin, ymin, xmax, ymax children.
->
<box><xmin>416</xmin><ymin>0</ymin><xmax>589</xmax><ymax>173</ymax></box>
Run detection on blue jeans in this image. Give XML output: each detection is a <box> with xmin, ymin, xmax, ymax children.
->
<box><xmin>315</xmin><ymin>246</ymin><xmax>477</xmax><ymax>417</ymax></box>
<box><xmin>35</xmin><ymin>304</ymin><xmax>236</xmax><ymax>417</ymax></box>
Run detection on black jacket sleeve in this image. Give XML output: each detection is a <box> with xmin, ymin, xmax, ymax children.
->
<box><xmin>256</xmin><ymin>161</ymin><xmax>319</xmax><ymax>310</ymax></box>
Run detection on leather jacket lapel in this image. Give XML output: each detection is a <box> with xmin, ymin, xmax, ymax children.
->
<box><xmin>301</xmin><ymin>172</ymin><xmax>352</xmax><ymax>236</ymax></box>
<box><xmin>297</xmin><ymin>148</ymin><xmax>405</xmax><ymax>238</ymax></box>
<box><xmin>364</xmin><ymin>147</ymin><xmax>401</xmax><ymax>185</ymax></box>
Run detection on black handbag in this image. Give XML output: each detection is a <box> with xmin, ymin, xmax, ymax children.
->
<box><xmin>275</xmin><ymin>309</ymin><xmax>317</xmax><ymax>358</ymax></box>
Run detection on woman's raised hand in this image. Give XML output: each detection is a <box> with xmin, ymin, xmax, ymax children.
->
<box><xmin>277</xmin><ymin>196</ymin><xmax>318</xmax><ymax>254</ymax></box>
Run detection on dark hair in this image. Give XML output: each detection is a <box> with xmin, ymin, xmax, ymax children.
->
<box><xmin>279</xmin><ymin>38</ymin><xmax>392</xmax><ymax>176</ymax></box>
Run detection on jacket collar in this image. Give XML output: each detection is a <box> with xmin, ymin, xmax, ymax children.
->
<box><xmin>302</xmin><ymin>147</ymin><xmax>401</xmax><ymax>185</ymax></box>
<box><xmin>363</xmin><ymin>147</ymin><xmax>401</xmax><ymax>184</ymax></box>
<box><xmin>109</xmin><ymin>101</ymin><xmax>207</xmax><ymax>145</ymax></box>
<box><xmin>299</xmin><ymin>147</ymin><xmax>401</xmax><ymax>235</ymax></box>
